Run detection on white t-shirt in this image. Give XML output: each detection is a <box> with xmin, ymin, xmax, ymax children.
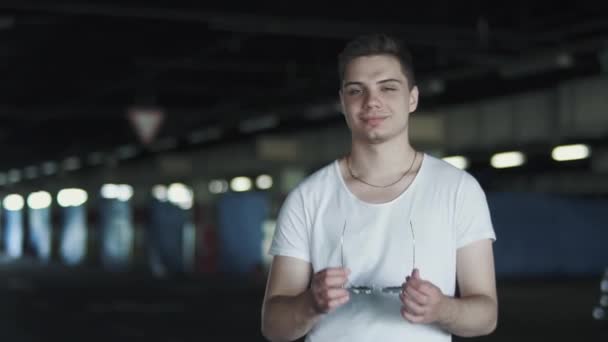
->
<box><xmin>269</xmin><ymin>153</ymin><xmax>496</xmax><ymax>342</ymax></box>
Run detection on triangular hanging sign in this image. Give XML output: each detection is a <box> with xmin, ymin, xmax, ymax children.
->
<box><xmin>127</xmin><ymin>107</ymin><xmax>164</xmax><ymax>145</ymax></box>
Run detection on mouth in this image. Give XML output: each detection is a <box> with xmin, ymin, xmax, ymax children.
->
<box><xmin>362</xmin><ymin>116</ymin><xmax>387</xmax><ymax>126</ymax></box>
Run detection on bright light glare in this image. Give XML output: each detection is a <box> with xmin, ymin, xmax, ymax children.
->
<box><xmin>208</xmin><ymin>179</ymin><xmax>228</xmax><ymax>194</ymax></box>
<box><xmin>551</xmin><ymin>144</ymin><xmax>590</xmax><ymax>162</ymax></box>
<box><xmin>57</xmin><ymin>188</ymin><xmax>88</xmax><ymax>207</ymax></box>
<box><xmin>442</xmin><ymin>156</ymin><xmax>469</xmax><ymax>170</ymax></box>
<box><xmin>116</xmin><ymin>185</ymin><xmax>134</xmax><ymax>201</ymax></box>
<box><xmin>151</xmin><ymin>185</ymin><xmax>168</xmax><ymax>201</ymax></box>
<box><xmin>491</xmin><ymin>151</ymin><xmax>526</xmax><ymax>169</ymax></box>
<box><xmin>101</xmin><ymin>184</ymin><xmax>118</xmax><ymax>199</ymax></box>
<box><xmin>168</xmin><ymin>183</ymin><xmax>193</xmax><ymax>210</ymax></box>
<box><xmin>101</xmin><ymin>184</ymin><xmax>134</xmax><ymax>201</ymax></box>
<box><xmin>27</xmin><ymin>191</ymin><xmax>52</xmax><ymax>210</ymax></box>
<box><xmin>3</xmin><ymin>194</ymin><xmax>24</xmax><ymax>211</ymax></box>
<box><xmin>230</xmin><ymin>177</ymin><xmax>252</xmax><ymax>192</ymax></box>
<box><xmin>256</xmin><ymin>174</ymin><xmax>273</xmax><ymax>190</ymax></box>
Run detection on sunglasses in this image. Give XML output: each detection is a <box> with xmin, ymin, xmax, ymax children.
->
<box><xmin>340</xmin><ymin>219</ymin><xmax>415</xmax><ymax>294</ymax></box>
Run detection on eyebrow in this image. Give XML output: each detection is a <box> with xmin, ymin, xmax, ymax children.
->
<box><xmin>342</xmin><ymin>78</ymin><xmax>403</xmax><ymax>88</ymax></box>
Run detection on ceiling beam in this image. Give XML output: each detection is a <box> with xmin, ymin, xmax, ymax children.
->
<box><xmin>0</xmin><ymin>2</ymin><xmax>508</xmax><ymax>46</ymax></box>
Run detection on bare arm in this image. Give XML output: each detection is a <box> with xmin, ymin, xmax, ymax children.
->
<box><xmin>400</xmin><ymin>239</ymin><xmax>498</xmax><ymax>337</ymax></box>
<box><xmin>261</xmin><ymin>256</ymin><xmax>350</xmax><ymax>341</ymax></box>
<box><xmin>438</xmin><ymin>239</ymin><xmax>498</xmax><ymax>336</ymax></box>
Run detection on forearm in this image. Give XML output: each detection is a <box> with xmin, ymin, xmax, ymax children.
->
<box><xmin>262</xmin><ymin>290</ymin><xmax>321</xmax><ymax>342</ymax></box>
<box><xmin>437</xmin><ymin>294</ymin><xmax>497</xmax><ymax>337</ymax></box>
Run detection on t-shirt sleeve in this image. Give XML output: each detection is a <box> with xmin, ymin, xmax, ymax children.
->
<box><xmin>455</xmin><ymin>173</ymin><xmax>496</xmax><ymax>249</ymax></box>
<box><xmin>267</xmin><ymin>187</ymin><xmax>311</xmax><ymax>262</ymax></box>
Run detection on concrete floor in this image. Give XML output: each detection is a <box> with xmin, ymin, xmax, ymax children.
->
<box><xmin>0</xmin><ymin>259</ymin><xmax>606</xmax><ymax>341</ymax></box>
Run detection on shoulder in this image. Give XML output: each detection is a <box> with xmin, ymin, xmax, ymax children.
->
<box><xmin>422</xmin><ymin>154</ymin><xmax>470</xmax><ymax>181</ymax></box>
<box><xmin>421</xmin><ymin>154</ymin><xmax>484</xmax><ymax>193</ymax></box>
<box><xmin>277</xmin><ymin>160</ymin><xmax>339</xmax><ymax>209</ymax></box>
<box><xmin>290</xmin><ymin>160</ymin><xmax>340</xmax><ymax>195</ymax></box>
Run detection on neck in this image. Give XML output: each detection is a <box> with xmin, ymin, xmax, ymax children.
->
<box><xmin>349</xmin><ymin>136</ymin><xmax>417</xmax><ymax>177</ymax></box>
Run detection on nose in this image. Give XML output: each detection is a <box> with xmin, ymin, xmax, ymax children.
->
<box><xmin>363</xmin><ymin>90</ymin><xmax>382</xmax><ymax>109</ymax></box>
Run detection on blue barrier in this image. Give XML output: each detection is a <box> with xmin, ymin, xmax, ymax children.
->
<box><xmin>489</xmin><ymin>192</ymin><xmax>608</xmax><ymax>277</ymax></box>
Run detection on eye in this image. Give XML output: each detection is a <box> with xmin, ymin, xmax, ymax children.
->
<box><xmin>347</xmin><ymin>88</ymin><xmax>362</xmax><ymax>96</ymax></box>
<box><xmin>382</xmin><ymin>87</ymin><xmax>397</xmax><ymax>92</ymax></box>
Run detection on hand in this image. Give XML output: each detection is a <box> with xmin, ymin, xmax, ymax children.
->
<box><xmin>399</xmin><ymin>268</ymin><xmax>447</xmax><ymax>324</ymax></box>
<box><xmin>309</xmin><ymin>267</ymin><xmax>351</xmax><ymax>314</ymax></box>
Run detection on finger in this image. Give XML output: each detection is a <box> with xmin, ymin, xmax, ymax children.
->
<box><xmin>313</xmin><ymin>284</ymin><xmax>348</xmax><ymax>301</ymax></box>
<box><xmin>406</xmin><ymin>275</ymin><xmax>424</xmax><ymax>291</ymax></box>
<box><xmin>316</xmin><ymin>274</ymin><xmax>350</xmax><ymax>288</ymax></box>
<box><xmin>310</xmin><ymin>288</ymin><xmax>329</xmax><ymax>313</ymax></box>
<box><xmin>316</xmin><ymin>290</ymin><xmax>350</xmax><ymax>310</ymax></box>
<box><xmin>320</xmin><ymin>267</ymin><xmax>351</xmax><ymax>277</ymax></box>
<box><xmin>314</xmin><ymin>268</ymin><xmax>349</xmax><ymax>283</ymax></box>
<box><xmin>401</xmin><ymin>294</ymin><xmax>426</xmax><ymax>316</ymax></box>
<box><xmin>411</xmin><ymin>280</ymin><xmax>439</xmax><ymax>297</ymax></box>
<box><xmin>327</xmin><ymin>295</ymin><xmax>350</xmax><ymax>310</ymax></box>
<box><xmin>323</xmin><ymin>288</ymin><xmax>350</xmax><ymax>301</ymax></box>
<box><xmin>412</xmin><ymin>268</ymin><xmax>421</xmax><ymax>279</ymax></box>
<box><xmin>403</xmin><ymin>284</ymin><xmax>428</xmax><ymax>305</ymax></box>
<box><xmin>399</xmin><ymin>289</ymin><xmax>407</xmax><ymax>305</ymax></box>
<box><xmin>401</xmin><ymin>307</ymin><xmax>424</xmax><ymax>324</ymax></box>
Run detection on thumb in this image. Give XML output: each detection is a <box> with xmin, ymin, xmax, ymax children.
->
<box><xmin>412</xmin><ymin>268</ymin><xmax>421</xmax><ymax>279</ymax></box>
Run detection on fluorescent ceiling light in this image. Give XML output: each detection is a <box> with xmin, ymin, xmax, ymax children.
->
<box><xmin>491</xmin><ymin>151</ymin><xmax>526</xmax><ymax>169</ymax></box>
<box><xmin>551</xmin><ymin>144</ymin><xmax>590</xmax><ymax>162</ymax></box>
<box><xmin>442</xmin><ymin>156</ymin><xmax>469</xmax><ymax>170</ymax></box>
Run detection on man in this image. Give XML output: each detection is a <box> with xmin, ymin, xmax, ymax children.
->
<box><xmin>261</xmin><ymin>33</ymin><xmax>497</xmax><ymax>342</ymax></box>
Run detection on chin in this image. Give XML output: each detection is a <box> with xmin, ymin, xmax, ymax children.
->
<box><xmin>365</xmin><ymin>132</ymin><xmax>388</xmax><ymax>144</ymax></box>
<box><xmin>353</xmin><ymin>128</ymin><xmax>392</xmax><ymax>144</ymax></box>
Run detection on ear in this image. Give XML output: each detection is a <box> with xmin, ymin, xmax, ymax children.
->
<box><xmin>409</xmin><ymin>86</ymin><xmax>419</xmax><ymax>113</ymax></box>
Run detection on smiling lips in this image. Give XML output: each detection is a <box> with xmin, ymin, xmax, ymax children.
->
<box><xmin>362</xmin><ymin>116</ymin><xmax>387</xmax><ymax>126</ymax></box>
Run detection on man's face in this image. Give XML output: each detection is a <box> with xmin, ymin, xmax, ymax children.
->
<box><xmin>339</xmin><ymin>54</ymin><xmax>418</xmax><ymax>145</ymax></box>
